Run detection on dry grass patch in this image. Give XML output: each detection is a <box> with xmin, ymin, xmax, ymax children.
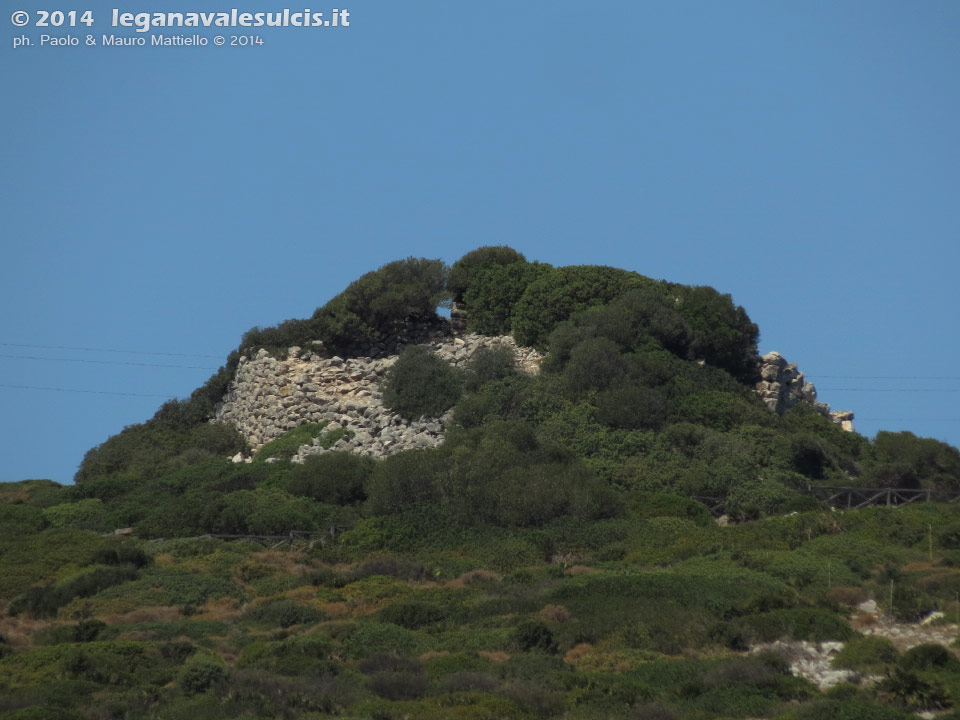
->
<box><xmin>419</xmin><ymin>650</ymin><xmax>450</xmax><ymax>662</ymax></box>
<box><xmin>563</xmin><ymin>643</ymin><xmax>593</xmax><ymax>664</ymax></box>
<box><xmin>479</xmin><ymin>650</ymin><xmax>510</xmax><ymax>664</ymax></box>
<box><xmin>445</xmin><ymin>569</ymin><xmax>500</xmax><ymax>590</ymax></box>
<box><xmin>538</xmin><ymin>604</ymin><xmax>571</xmax><ymax>623</ymax></box>
<box><xmin>0</xmin><ymin>615</ymin><xmax>50</xmax><ymax>647</ymax></box>
<box><xmin>191</xmin><ymin>597</ymin><xmax>243</xmax><ymax>622</ymax></box>
<box><xmin>102</xmin><ymin>605</ymin><xmax>180</xmax><ymax>625</ymax></box>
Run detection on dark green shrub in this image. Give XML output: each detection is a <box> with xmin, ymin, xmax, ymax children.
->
<box><xmin>180</xmin><ymin>657</ymin><xmax>229</xmax><ymax>696</ymax></box>
<box><xmin>500</xmin><ymin>680</ymin><xmax>564</xmax><ymax>717</ymax></box>
<box><xmin>366</xmin><ymin>671</ymin><xmax>428</xmax><ymax>701</ymax></box>
<box><xmin>382</xmin><ymin>345</ymin><xmax>462</xmax><ymax>419</ymax></box>
<box><xmin>511</xmin><ymin>620</ymin><xmax>556</xmax><ymax>653</ymax></box>
<box><xmin>212</xmin><ymin>489</ymin><xmax>322</xmax><ymax>535</ymax></box>
<box><xmin>899</xmin><ymin>643</ymin><xmax>960</xmax><ymax>672</ymax></box>
<box><xmin>563</xmin><ymin>337</ymin><xmax>627</xmax><ymax>393</ymax></box>
<box><xmin>448</xmin><ymin>246</ymin><xmax>528</xmax><ymax>301</ymax></box>
<box><xmin>358</xmin><ymin>653</ymin><xmax>422</xmax><ymax>675</ymax></box>
<box><xmin>354</xmin><ymin>555</ymin><xmax>430</xmax><ymax>581</ymax></box>
<box><xmin>725</xmin><ymin>477</ymin><xmax>798</xmax><ymax>520</ymax></box>
<box><xmin>72</xmin><ymin>619</ymin><xmax>106</xmax><ymax>642</ymax></box>
<box><xmin>441</xmin><ymin>671</ymin><xmax>500</xmax><ymax>693</ymax></box>
<box><xmin>286</xmin><ymin>452</ymin><xmax>374</xmax><ymax>504</ymax></box>
<box><xmin>236</xmin><ymin>635</ymin><xmax>335</xmax><ymax>677</ymax></box>
<box><xmin>595</xmin><ymin>383</ymin><xmax>667</xmax><ymax>430</ymax></box>
<box><xmin>463</xmin><ymin>345</ymin><xmax>517</xmax><ymax>391</ymax></box>
<box><xmin>342</xmin><ymin>622</ymin><xmax>432</xmax><ymax>659</ymax></box>
<box><xmin>670</xmin><ymin>283</ymin><xmax>759</xmax><ymax>383</ymax></box>
<box><xmin>878</xmin><ymin>667</ymin><xmax>948</xmax><ymax>710</ymax></box>
<box><xmin>8</xmin><ymin>566</ymin><xmax>139</xmax><ymax>618</ymax></box>
<box><xmin>512</xmin><ymin>265</ymin><xmax>650</xmax><ymax>348</ymax></box>
<box><xmin>891</xmin><ymin>582</ymin><xmax>937</xmax><ymax>622</ymax></box>
<box><xmin>378</xmin><ymin>601</ymin><xmax>447</xmax><ymax>629</ymax></box>
<box><xmin>866</xmin><ymin>431</ymin><xmax>960</xmax><ymax>490</ymax></box>
<box><xmin>365</xmin><ymin>449</ymin><xmax>442</xmax><ymax>516</ymax></box>
<box><xmin>790</xmin><ymin>698</ymin><xmax>914</xmax><ymax>720</ymax></box>
<box><xmin>463</xmin><ymin>261</ymin><xmax>552</xmax><ymax>335</ymax></box>
<box><xmin>75</xmin><ymin>415</ymin><xmax>246</xmax><ymax>485</ymax></box>
<box><xmin>242</xmin><ymin>599</ymin><xmax>326</xmax><ymax>628</ymax></box>
<box><xmin>313</xmin><ymin>257</ymin><xmax>449</xmax><ymax>350</ymax></box>
<box><xmin>87</xmin><ymin>544</ymin><xmax>151</xmax><ymax>569</ymax></box>
<box><xmin>631</xmin><ymin>702</ymin><xmax>678</xmax><ymax>720</ymax></box>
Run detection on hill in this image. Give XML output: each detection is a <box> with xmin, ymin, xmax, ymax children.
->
<box><xmin>2</xmin><ymin>247</ymin><xmax>960</xmax><ymax>719</ymax></box>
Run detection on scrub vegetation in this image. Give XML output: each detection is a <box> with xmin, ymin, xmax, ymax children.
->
<box><xmin>3</xmin><ymin>247</ymin><xmax>960</xmax><ymax>719</ymax></box>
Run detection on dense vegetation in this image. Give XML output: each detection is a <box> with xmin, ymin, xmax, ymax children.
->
<box><xmin>4</xmin><ymin>247</ymin><xmax>960</xmax><ymax>719</ymax></box>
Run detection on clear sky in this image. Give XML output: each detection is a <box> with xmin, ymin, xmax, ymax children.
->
<box><xmin>2</xmin><ymin>1</ymin><xmax>958</xmax><ymax>484</ymax></box>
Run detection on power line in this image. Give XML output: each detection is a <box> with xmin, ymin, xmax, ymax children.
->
<box><xmin>1</xmin><ymin>342</ymin><xmax>222</xmax><ymax>359</ymax></box>
<box><xmin>817</xmin><ymin>375</ymin><xmax>960</xmax><ymax>380</ymax></box>
<box><xmin>0</xmin><ymin>353</ymin><xmax>217</xmax><ymax>370</ymax></box>
<box><xmin>0</xmin><ymin>383</ymin><xmax>177</xmax><ymax>398</ymax></box>
<box><xmin>857</xmin><ymin>418</ymin><xmax>960</xmax><ymax>422</ymax></box>
<box><xmin>818</xmin><ymin>388</ymin><xmax>959</xmax><ymax>393</ymax></box>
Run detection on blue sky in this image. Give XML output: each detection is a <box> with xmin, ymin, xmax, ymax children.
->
<box><xmin>2</xmin><ymin>1</ymin><xmax>958</xmax><ymax>484</ymax></box>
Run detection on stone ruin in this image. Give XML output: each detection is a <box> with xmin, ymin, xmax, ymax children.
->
<box><xmin>756</xmin><ymin>351</ymin><xmax>854</xmax><ymax>431</ymax></box>
<box><xmin>213</xmin><ymin>316</ymin><xmax>856</xmax><ymax>464</ymax></box>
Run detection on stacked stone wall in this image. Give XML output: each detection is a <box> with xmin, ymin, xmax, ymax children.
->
<box><xmin>214</xmin><ymin>334</ymin><xmax>543</xmax><ymax>462</ymax></box>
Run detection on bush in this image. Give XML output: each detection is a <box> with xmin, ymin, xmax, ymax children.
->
<box><xmin>379</xmin><ymin>601</ymin><xmax>447</xmax><ymax>629</ymax></box>
<box><xmin>866</xmin><ymin>431</ymin><xmax>960</xmax><ymax>490</ymax></box>
<box><xmin>463</xmin><ymin>345</ymin><xmax>517</xmax><ymax>391</ymax></box>
<box><xmin>42</xmin><ymin>499</ymin><xmax>105</xmax><ymax>531</ymax></box>
<box><xmin>180</xmin><ymin>656</ymin><xmax>229</xmax><ymax>696</ymax></box>
<box><xmin>366</xmin><ymin>671</ymin><xmax>428</xmax><ymax>701</ymax></box>
<box><xmin>365</xmin><ymin>449</ymin><xmax>443</xmax><ymax>516</ymax></box>
<box><xmin>8</xmin><ymin>566</ymin><xmax>139</xmax><ymax>618</ymax></box>
<box><xmin>878</xmin><ymin>667</ymin><xmax>949</xmax><ymax>710</ymax></box>
<box><xmin>448</xmin><ymin>246</ymin><xmax>528</xmax><ymax>301</ymax></box>
<box><xmin>462</xmin><ymin>261</ymin><xmax>552</xmax><ymax>336</ymax></box>
<box><xmin>563</xmin><ymin>337</ymin><xmax>627</xmax><ymax>393</ymax></box>
<box><xmin>382</xmin><ymin>345</ymin><xmax>462</xmax><ymax>419</ymax></box>
<box><xmin>512</xmin><ymin>265</ymin><xmax>650</xmax><ymax>348</ymax></box>
<box><xmin>342</xmin><ymin>622</ymin><xmax>432</xmax><ymax>659</ymax></box>
<box><xmin>242</xmin><ymin>599</ymin><xmax>326</xmax><ymax>628</ymax></box>
<box><xmin>741</xmin><ymin>608</ymin><xmax>855</xmax><ymax>643</ymax></box>
<box><xmin>511</xmin><ymin>620</ymin><xmax>557</xmax><ymax>653</ymax></box>
<box><xmin>313</xmin><ymin>257</ymin><xmax>449</xmax><ymax>350</ymax></box>
<box><xmin>87</xmin><ymin>543</ymin><xmax>151</xmax><ymax>569</ymax></box>
<box><xmin>595</xmin><ymin>383</ymin><xmax>667</xmax><ymax>430</ymax></box>
<box><xmin>670</xmin><ymin>284</ymin><xmax>759</xmax><ymax>382</ymax></box>
<box><xmin>286</xmin><ymin>452</ymin><xmax>374</xmax><ymax>504</ymax></box>
<box><xmin>899</xmin><ymin>643</ymin><xmax>960</xmax><ymax>672</ymax></box>
<box><xmin>890</xmin><ymin>582</ymin><xmax>937</xmax><ymax>622</ymax></box>
<box><xmin>830</xmin><ymin>637</ymin><xmax>900</xmax><ymax>672</ymax></box>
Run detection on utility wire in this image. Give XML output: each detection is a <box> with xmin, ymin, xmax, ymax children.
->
<box><xmin>1</xmin><ymin>342</ymin><xmax>222</xmax><ymax>359</ymax></box>
<box><xmin>818</xmin><ymin>388</ymin><xmax>959</xmax><ymax>392</ymax></box>
<box><xmin>0</xmin><ymin>353</ymin><xmax>217</xmax><ymax>370</ymax></box>
<box><xmin>0</xmin><ymin>383</ymin><xmax>177</xmax><ymax>398</ymax></box>
<box><xmin>816</xmin><ymin>375</ymin><xmax>960</xmax><ymax>380</ymax></box>
<box><xmin>857</xmin><ymin>418</ymin><xmax>960</xmax><ymax>422</ymax></box>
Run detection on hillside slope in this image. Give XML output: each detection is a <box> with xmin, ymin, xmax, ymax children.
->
<box><xmin>3</xmin><ymin>247</ymin><xmax>960</xmax><ymax>719</ymax></box>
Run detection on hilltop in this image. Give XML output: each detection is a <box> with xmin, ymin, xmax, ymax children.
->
<box><xmin>2</xmin><ymin>247</ymin><xmax>960</xmax><ymax>720</ymax></box>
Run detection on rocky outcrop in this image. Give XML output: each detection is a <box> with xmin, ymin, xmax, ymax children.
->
<box><xmin>756</xmin><ymin>351</ymin><xmax>855</xmax><ymax>432</ymax></box>
<box><xmin>214</xmin><ymin>334</ymin><xmax>543</xmax><ymax>461</ymax></box>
